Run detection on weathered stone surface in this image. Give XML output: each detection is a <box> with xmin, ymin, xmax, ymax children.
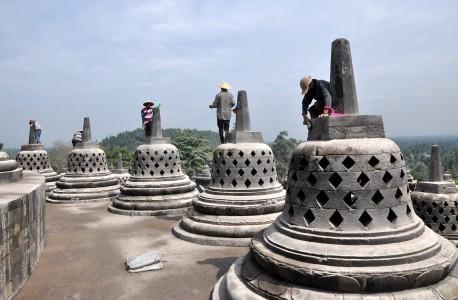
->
<box><xmin>47</xmin><ymin>118</ymin><xmax>120</xmax><ymax>203</ymax></box>
<box><xmin>110</xmin><ymin>153</ymin><xmax>130</xmax><ymax>185</ymax></box>
<box><xmin>330</xmin><ymin>38</ymin><xmax>358</xmax><ymax>114</ymax></box>
<box><xmin>412</xmin><ymin>145</ymin><xmax>458</xmax><ymax>246</ymax></box>
<box><xmin>16</xmin><ymin>125</ymin><xmax>60</xmax><ymax>193</ymax></box>
<box><xmin>193</xmin><ymin>164</ymin><xmax>211</xmax><ymax>189</ymax></box>
<box><xmin>0</xmin><ymin>144</ymin><xmax>46</xmax><ymax>300</ymax></box>
<box><xmin>174</xmin><ymin>91</ymin><xmax>285</xmax><ymax>246</ymax></box>
<box><xmin>228</xmin><ymin>91</ymin><xmax>264</xmax><ymax>144</ymax></box>
<box><xmin>212</xmin><ymin>39</ymin><xmax>458</xmax><ymax>298</ymax></box>
<box><xmin>108</xmin><ymin>108</ymin><xmax>198</xmax><ymax>216</ymax></box>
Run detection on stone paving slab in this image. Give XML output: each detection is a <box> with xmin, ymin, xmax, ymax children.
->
<box><xmin>15</xmin><ymin>202</ymin><xmax>247</xmax><ymax>300</ymax></box>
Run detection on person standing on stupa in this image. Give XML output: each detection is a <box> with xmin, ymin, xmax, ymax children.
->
<box><xmin>209</xmin><ymin>82</ymin><xmax>235</xmax><ymax>144</ymax></box>
<box><xmin>29</xmin><ymin>120</ymin><xmax>42</xmax><ymax>144</ymax></box>
<box><xmin>141</xmin><ymin>101</ymin><xmax>154</xmax><ymax>137</ymax></box>
<box><xmin>300</xmin><ymin>76</ymin><xmax>333</xmax><ymax>127</ymax></box>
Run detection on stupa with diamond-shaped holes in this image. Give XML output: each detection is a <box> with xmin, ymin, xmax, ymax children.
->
<box><xmin>412</xmin><ymin>145</ymin><xmax>458</xmax><ymax>246</ymax></box>
<box><xmin>47</xmin><ymin>117</ymin><xmax>120</xmax><ymax>203</ymax></box>
<box><xmin>212</xmin><ymin>39</ymin><xmax>458</xmax><ymax>299</ymax></box>
<box><xmin>16</xmin><ymin>124</ymin><xmax>60</xmax><ymax>192</ymax></box>
<box><xmin>108</xmin><ymin>107</ymin><xmax>198</xmax><ymax>216</ymax></box>
<box><xmin>173</xmin><ymin>90</ymin><xmax>286</xmax><ymax>246</ymax></box>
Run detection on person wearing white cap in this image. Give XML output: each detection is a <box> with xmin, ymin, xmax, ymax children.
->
<box><xmin>209</xmin><ymin>82</ymin><xmax>235</xmax><ymax>144</ymax></box>
<box><xmin>299</xmin><ymin>76</ymin><xmax>333</xmax><ymax>127</ymax></box>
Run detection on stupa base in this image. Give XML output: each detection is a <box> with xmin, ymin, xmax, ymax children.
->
<box><xmin>46</xmin><ymin>186</ymin><xmax>120</xmax><ymax>203</ymax></box>
<box><xmin>212</xmin><ymin>256</ymin><xmax>458</xmax><ymax>300</ymax></box>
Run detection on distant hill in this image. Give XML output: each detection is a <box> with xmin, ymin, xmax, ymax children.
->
<box><xmin>100</xmin><ymin>127</ymin><xmax>220</xmax><ymax>151</ymax></box>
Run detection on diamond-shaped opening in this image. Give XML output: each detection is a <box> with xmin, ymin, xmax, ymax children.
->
<box><xmin>298</xmin><ymin>157</ymin><xmax>308</xmax><ymax>170</ymax></box>
<box><xmin>219</xmin><ymin>178</ymin><xmax>225</xmax><ymax>186</ymax></box>
<box><xmin>233</xmin><ymin>160</ymin><xmax>238</xmax><ymax>166</ymax></box>
<box><xmin>232</xmin><ymin>179</ymin><xmax>237</xmax><ymax>187</ymax></box>
<box><xmin>245</xmin><ymin>159</ymin><xmax>250</xmax><ymax>166</ymax></box>
<box><xmin>318</xmin><ymin>157</ymin><xmax>330</xmax><ymax>169</ymax></box>
<box><xmin>297</xmin><ymin>190</ymin><xmax>306</xmax><ymax>202</ymax></box>
<box><xmin>359</xmin><ymin>211</ymin><xmax>373</xmax><ymax>227</ymax></box>
<box><xmin>451</xmin><ymin>208</ymin><xmax>456</xmax><ymax>215</ymax></box>
<box><xmin>432</xmin><ymin>202</ymin><xmax>438</xmax><ymax>207</ymax></box>
<box><xmin>342</xmin><ymin>156</ymin><xmax>355</xmax><ymax>169</ymax></box>
<box><xmin>251</xmin><ymin>151</ymin><xmax>256</xmax><ymax>157</ymax></box>
<box><xmin>165</xmin><ymin>162</ymin><xmax>169</xmax><ymax>167</ymax></box>
<box><xmin>329</xmin><ymin>172</ymin><xmax>343</xmax><ymax>189</ymax></box>
<box><xmin>432</xmin><ymin>215</ymin><xmax>438</xmax><ymax>222</ymax></box>
<box><xmin>159</xmin><ymin>157</ymin><xmax>164</xmax><ymax>161</ymax></box>
<box><xmin>406</xmin><ymin>205</ymin><xmax>412</xmax><ymax>214</ymax></box>
<box><xmin>251</xmin><ymin>169</ymin><xmax>258</xmax><ymax>176</ymax></box>
<box><xmin>216</xmin><ymin>168</ymin><xmax>221</xmax><ymax>175</ymax></box>
<box><xmin>439</xmin><ymin>223</ymin><xmax>446</xmax><ymax>232</ymax></box>
<box><xmin>387</xmin><ymin>208</ymin><xmax>397</xmax><ymax>223</ymax></box>
<box><xmin>263</xmin><ymin>168</ymin><xmax>268</xmax><ymax>174</ymax></box>
<box><xmin>239</xmin><ymin>151</ymin><xmax>244</xmax><ymax>157</ymax></box>
<box><xmin>288</xmin><ymin>206</ymin><xmax>294</xmax><ymax>217</ymax></box>
<box><xmin>304</xmin><ymin>209</ymin><xmax>315</xmax><ymax>225</ymax></box>
<box><xmin>227</xmin><ymin>151</ymin><xmax>233</xmax><ymax>157</ymax></box>
<box><xmin>439</xmin><ymin>207</ymin><xmax>444</xmax><ymax>214</ymax></box>
<box><xmin>452</xmin><ymin>224</ymin><xmax>457</xmax><ymax>231</ymax></box>
<box><xmin>222</xmin><ymin>159</ymin><xmax>226</xmax><ymax>165</ymax></box>
<box><xmin>343</xmin><ymin>192</ymin><xmax>357</xmax><ymax>208</ymax></box>
<box><xmin>307</xmin><ymin>173</ymin><xmax>317</xmax><ymax>186</ymax></box>
<box><xmin>427</xmin><ymin>207</ymin><xmax>433</xmax><ymax>214</ymax></box>
<box><xmin>395</xmin><ymin>188</ymin><xmax>403</xmax><ymax>199</ymax></box>
<box><xmin>160</xmin><ymin>170</ymin><xmax>165</xmax><ymax>176</ymax></box>
<box><xmin>270</xmin><ymin>177</ymin><xmax>274</xmax><ymax>183</ymax></box>
<box><xmin>267</xmin><ymin>159</ymin><xmax>271</xmax><ymax>164</ymax></box>
<box><xmin>368</xmin><ymin>156</ymin><xmax>380</xmax><ymax>167</ymax></box>
<box><xmin>258</xmin><ymin>178</ymin><xmax>264</xmax><ymax>186</ymax></box>
<box><xmin>400</xmin><ymin>169</ymin><xmax>405</xmax><ymax>178</ymax></box>
<box><xmin>245</xmin><ymin>179</ymin><xmax>251</xmax><ymax>188</ymax></box>
<box><xmin>445</xmin><ymin>215</ymin><xmax>450</xmax><ymax>222</ymax></box>
<box><xmin>141</xmin><ymin>170</ymin><xmax>145</xmax><ymax>176</ymax></box>
<box><xmin>444</xmin><ymin>202</ymin><xmax>449</xmax><ymax>207</ymax></box>
<box><xmin>238</xmin><ymin>169</ymin><xmax>245</xmax><ymax>176</ymax></box>
<box><xmin>291</xmin><ymin>172</ymin><xmax>298</xmax><ymax>182</ymax></box>
<box><xmin>329</xmin><ymin>211</ymin><xmax>344</xmax><ymax>228</ymax></box>
<box><xmin>316</xmin><ymin>191</ymin><xmax>329</xmax><ymax>207</ymax></box>
<box><xmin>226</xmin><ymin>169</ymin><xmax>231</xmax><ymax>176</ymax></box>
<box><xmin>257</xmin><ymin>159</ymin><xmax>262</xmax><ymax>165</ymax></box>
<box><xmin>154</xmin><ymin>163</ymin><xmax>160</xmax><ymax>168</ymax></box>
<box><xmin>390</xmin><ymin>154</ymin><xmax>397</xmax><ymax>164</ymax></box>
<box><xmin>357</xmin><ymin>172</ymin><xmax>370</xmax><ymax>187</ymax></box>
<box><xmin>382</xmin><ymin>171</ymin><xmax>393</xmax><ymax>184</ymax></box>
<box><xmin>261</xmin><ymin>150</ymin><xmax>266</xmax><ymax>156</ymax></box>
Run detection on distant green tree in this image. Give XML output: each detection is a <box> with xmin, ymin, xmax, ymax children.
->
<box><xmin>103</xmin><ymin>146</ymin><xmax>133</xmax><ymax>169</ymax></box>
<box><xmin>270</xmin><ymin>131</ymin><xmax>301</xmax><ymax>182</ymax></box>
<box><xmin>48</xmin><ymin>140</ymin><xmax>72</xmax><ymax>173</ymax></box>
<box><xmin>172</xmin><ymin>132</ymin><xmax>212</xmax><ymax>177</ymax></box>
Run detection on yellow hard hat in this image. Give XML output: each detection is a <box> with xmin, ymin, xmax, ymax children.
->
<box><xmin>300</xmin><ymin>76</ymin><xmax>313</xmax><ymax>95</ymax></box>
<box><xmin>217</xmin><ymin>82</ymin><xmax>231</xmax><ymax>90</ymax></box>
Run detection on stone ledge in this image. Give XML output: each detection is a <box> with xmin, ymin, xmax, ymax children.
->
<box><xmin>415</xmin><ymin>181</ymin><xmax>458</xmax><ymax>194</ymax></box>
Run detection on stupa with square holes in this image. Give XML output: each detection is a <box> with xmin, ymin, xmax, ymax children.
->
<box><xmin>212</xmin><ymin>39</ymin><xmax>458</xmax><ymax>299</ymax></box>
<box><xmin>0</xmin><ymin>142</ymin><xmax>46</xmax><ymax>300</ymax></box>
<box><xmin>15</xmin><ymin>124</ymin><xmax>60</xmax><ymax>192</ymax></box>
<box><xmin>46</xmin><ymin>117</ymin><xmax>120</xmax><ymax>203</ymax></box>
<box><xmin>108</xmin><ymin>107</ymin><xmax>198</xmax><ymax>216</ymax></box>
<box><xmin>412</xmin><ymin>145</ymin><xmax>458</xmax><ymax>246</ymax></box>
<box><xmin>193</xmin><ymin>163</ymin><xmax>212</xmax><ymax>189</ymax></box>
<box><xmin>173</xmin><ymin>90</ymin><xmax>286</xmax><ymax>246</ymax></box>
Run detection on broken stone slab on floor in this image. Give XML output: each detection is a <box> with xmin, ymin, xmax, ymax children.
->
<box><xmin>126</xmin><ymin>251</ymin><xmax>163</xmax><ymax>273</ymax></box>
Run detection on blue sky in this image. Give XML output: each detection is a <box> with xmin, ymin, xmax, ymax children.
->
<box><xmin>1</xmin><ymin>0</ymin><xmax>457</xmax><ymax>147</ymax></box>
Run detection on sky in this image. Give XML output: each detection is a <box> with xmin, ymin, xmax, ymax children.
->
<box><xmin>1</xmin><ymin>0</ymin><xmax>457</xmax><ymax>147</ymax></box>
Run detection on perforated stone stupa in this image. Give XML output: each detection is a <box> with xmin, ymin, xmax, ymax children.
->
<box><xmin>412</xmin><ymin>145</ymin><xmax>458</xmax><ymax>246</ymax></box>
<box><xmin>0</xmin><ymin>143</ymin><xmax>46</xmax><ymax>300</ymax></box>
<box><xmin>193</xmin><ymin>163</ymin><xmax>211</xmax><ymax>189</ymax></box>
<box><xmin>212</xmin><ymin>39</ymin><xmax>458</xmax><ymax>299</ymax></box>
<box><xmin>16</xmin><ymin>125</ymin><xmax>60</xmax><ymax>192</ymax></box>
<box><xmin>108</xmin><ymin>108</ymin><xmax>198</xmax><ymax>216</ymax></box>
<box><xmin>110</xmin><ymin>153</ymin><xmax>131</xmax><ymax>185</ymax></box>
<box><xmin>47</xmin><ymin>118</ymin><xmax>120</xmax><ymax>203</ymax></box>
<box><xmin>173</xmin><ymin>91</ymin><xmax>285</xmax><ymax>246</ymax></box>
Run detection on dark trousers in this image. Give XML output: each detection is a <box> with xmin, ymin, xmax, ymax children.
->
<box><xmin>144</xmin><ymin>122</ymin><xmax>152</xmax><ymax>137</ymax></box>
<box><xmin>308</xmin><ymin>105</ymin><xmax>324</xmax><ymax>119</ymax></box>
<box><xmin>35</xmin><ymin>129</ymin><xmax>42</xmax><ymax>144</ymax></box>
<box><xmin>217</xmin><ymin>119</ymin><xmax>230</xmax><ymax>143</ymax></box>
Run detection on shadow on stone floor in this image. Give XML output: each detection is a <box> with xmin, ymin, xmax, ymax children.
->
<box><xmin>197</xmin><ymin>256</ymin><xmax>241</xmax><ymax>280</ymax></box>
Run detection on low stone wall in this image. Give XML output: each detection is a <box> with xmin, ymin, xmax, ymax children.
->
<box><xmin>0</xmin><ymin>173</ymin><xmax>46</xmax><ymax>300</ymax></box>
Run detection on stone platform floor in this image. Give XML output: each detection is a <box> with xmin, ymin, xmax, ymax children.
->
<box><xmin>15</xmin><ymin>203</ymin><xmax>248</xmax><ymax>300</ymax></box>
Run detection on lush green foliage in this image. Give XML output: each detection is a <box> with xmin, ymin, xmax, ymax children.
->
<box><xmin>47</xmin><ymin>141</ymin><xmax>72</xmax><ymax>173</ymax></box>
<box><xmin>270</xmin><ymin>131</ymin><xmax>301</xmax><ymax>182</ymax></box>
<box><xmin>172</xmin><ymin>132</ymin><xmax>212</xmax><ymax>177</ymax></box>
<box><xmin>102</xmin><ymin>146</ymin><xmax>133</xmax><ymax>169</ymax></box>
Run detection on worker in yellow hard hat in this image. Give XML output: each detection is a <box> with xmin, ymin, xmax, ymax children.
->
<box><xmin>300</xmin><ymin>76</ymin><xmax>333</xmax><ymax>127</ymax></box>
<box><xmin>209</xmin><ymin>82</ymin><xmax>235</xmax><ymax>143</ymax></box>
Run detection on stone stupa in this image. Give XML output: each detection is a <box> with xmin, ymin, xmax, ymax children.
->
<box><xmin>173</xmin><ymin>91</ymin><xmax>286</xmax><ymax>246</ymax></box>
<box><xmin>47</xmin><ymin>117</ymin><xmax>120</xmax><ymax>203</ymax></box>
<box><xmin>15</xmin><ymin>123</ymin><xmax>60</xmax><ymax>192</ymax></box>
<box><xmin>108</xmin><ymin>107</ymin><xmax>198</xmax><ymax>216</ymax></box>
<box><xmin>193</xmin><ymin>163</ymin><xmax>212</xmax><ymax>189</ymax></box>
<box><xmin>0</xmin><ymin>143</ymin><xmax>46</xmax><ymax>300</ymax></box>
<box><xmin>212</xmin><ymin>39</ymin><xmax>458</xmax><ymax>299</ymax></box>
<box><xmin>110</xmin><ymin>153</ymin><xmax>131</xmax><ymax>185</ymax></box>
<box><xmin>412</xmin><ymin>145</ymin><xmax>458</xmax><ymax>246</ymax></box>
